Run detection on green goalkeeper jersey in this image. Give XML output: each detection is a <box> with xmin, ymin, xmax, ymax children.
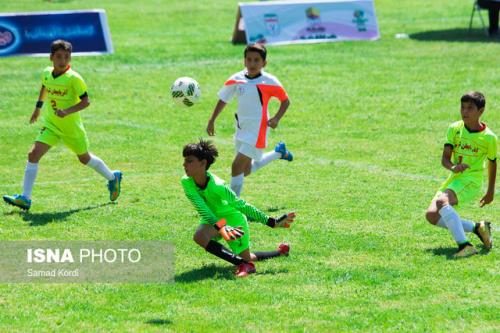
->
<box><xmin>444</xmin><ymin>120</ymin><xmax>497</xmax><ymax>185</ymax></box>
<box><xmin>181</xmin><ymin>171</ymin><xmax>269</xmax><ymax>225</ymax></box>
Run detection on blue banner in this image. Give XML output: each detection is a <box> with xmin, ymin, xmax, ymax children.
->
<box><xmin>0</xmin><ymin>9</ymin><xmax>113</xmax><ymax>57</ymax></box>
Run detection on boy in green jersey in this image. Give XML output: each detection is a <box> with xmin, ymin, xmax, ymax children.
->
<box><xmin>3</xmin><ymin>40</ymin><xmax>122</xmax><ymax>211</ymax></box>
<box><xmin>181</xmin><ymin>139</ymin><xmax>296</xmax><ymax>277</ymax></box>
<box><xmin>425</xmin><ymin>91</ymin><xmax>497</xmax><ymax>258</ymax></box>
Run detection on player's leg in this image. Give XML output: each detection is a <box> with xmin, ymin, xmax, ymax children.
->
<box><xmin>253</xmin><ymin>243</ymin><xmax>290</xmax><ymax>260</ymax></box>
<box><xmin>3</xmin><ymin>140</ymin><xmax>51</xmax><ymax>210</ymax></box>
<box><xmin>435</xmin><ymin>189</ymin><xmax>477</xmax><ymax>257</ymax></box>
<box><xmin>224</xmin><ymin>215</ymin><xmax>257</xmax><ymax>277</ymax></box>
<box><xmin>193</xmin><ymin>224</ymin><xmax>248</xmax><ymax>266</ymax></box>
<box><xmin>67</xmin><ymin>132</ymin><xmax>122</xmax><ymax>201</ymax></box>
<box><xmin>80</xmin><ymin>151</ymin><xmax>122</xmax><ymax>202</ymax></box>
<box><xmin>231</xmin><ymin>153</ymin><xmax>252</xmax><ymax>196</ymax></box>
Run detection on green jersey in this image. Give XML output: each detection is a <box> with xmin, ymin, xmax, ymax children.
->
<box><xmin>181</xmin><ymin>171</ymin><xmax>269</xmax><ymax>225</ymax></box>
<box><xmin>444</xmin><ymin>120</ymin><xmax>497</xmax><ymax>185</ymax></box>
<box><xmin>41</xmin><ymin>66</ymin><xmax>87</xmax><ymax>138</ymax></box>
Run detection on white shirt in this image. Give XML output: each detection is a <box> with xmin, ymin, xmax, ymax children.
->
<box><xmin>218</xmin><ymin>70</ymin><xmax>288</xmax><ymax>148</ymax></box>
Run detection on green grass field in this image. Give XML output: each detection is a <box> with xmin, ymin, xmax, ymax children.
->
<box><xmin>1</xmin><ymin>0</ymin><xmax>499</xmax><ymax>332</ymax></box>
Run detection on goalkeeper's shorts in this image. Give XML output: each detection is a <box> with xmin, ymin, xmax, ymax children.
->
<box><xmin>203</xmin><ymin>213</ymin><xmax>250</xmax><ymax>255</ymax></box>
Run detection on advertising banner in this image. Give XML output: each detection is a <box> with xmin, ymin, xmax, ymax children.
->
<box><xmin>234</xmin><ymin>0</ymin><xmax>379</xmax><ymax>45</ymax></box>
<box><xmin>0</xmin><ymin>9</ymin><xmax>113</xmax><ymax>56</ymax></box>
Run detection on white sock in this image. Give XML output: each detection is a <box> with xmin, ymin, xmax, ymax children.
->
<box><xmin>436</xmin><ymin>218</ymin><xmax>447</xmax><ymax>229</ymax></box>
<box><xmin>22</xmin><ymin>161</ymin><xmax>38</xmax><ymax>199</ymax></box>
<box><xmin>436</xmin><ymin>217</ymin><xmax>474</xmax><ymax>232</ymax></box>
<box><xmin>86</xmin><ymin>154</ymin><xmax>114</xmax><ymax>181</ymax></box>
<box><xmin>250</xmin><ymin>151</ymin><xmax>281</xmax><ymax>173</ymax></box>
<box><xmin>439</xmin><ymin>205</ymin><xmax>468</xmax><ymax>244</ymax></box>
<box><xmin>460</xmin><ymin>219</ymin><xmax>475</xmax><ymax>233</ymax></box>
<box><xmin>230</xmin><ymin>173</ymin><xmax>244</xmax><ymax>197</ymax></box>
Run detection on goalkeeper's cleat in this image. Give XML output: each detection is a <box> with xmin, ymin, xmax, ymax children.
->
<box><xmin>235</xmin><ymin>262</ymin><xmax>256</xmax><ymax>278</ymax></box>
<box><xmin>3</xmin><ymin>194</ymin><xmax>31</xmax><ymax>210</ymax></box>
<box><xmin>277</xmin><ymin>243</ymin><xmax>290</xmax><ymax>256</ymax></box>
<box><xmin>274</xmin><ymin>141</ymin><xmax>293</xmax><ymax>162</ymax></box>
<box><xmin>453</xmin><ymin>242</ymin><xmax>478</xmax><ymax>259</ymax></box>
<box><xmin>474</xmin><ymin>221</ymin><xmax>492</xmax><ymax>249</ymax></box>
<box><xmin>107</xmin><ymin>171</ymin><xmax>122</xmax><ymax>202</ymax></box>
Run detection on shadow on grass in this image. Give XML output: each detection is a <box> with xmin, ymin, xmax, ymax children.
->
<box><xmin>175</xmin><ymin>264</ymin><xmax>289</xmax><ymax>283</ymax></box>
<box><xmin>410</xmin><ymin>28</ymin><xmax>498</xmax><ymax>43</ymax></box>
<box><xmin>426</xmin><ymin>246</ymin><xmax>491</xmax><ymax>260</ymax></box>
<box><xmin>20</xmin><ymin>203</ymin><xmax>113</xmax><ymax>227</ymax></box>
<box><xmin>175</xmin><ymin>264</ymin><xmax>235</xmax><ymax>282</ymax></box>
<box><xmin>145</xmin><ymin>319</ymin><xmax>173</xmax><ymax>326</ymax></box>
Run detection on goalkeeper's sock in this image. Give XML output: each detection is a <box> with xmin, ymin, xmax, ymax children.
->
<box><xmin>253</xmin><ymin>250</ymin><xmax>282</xmax><ymax>261</ymax></box>
<box><xmin>205</xmin><ymin>240</ymin><xmax>246</xmax><ymax>265</ymax></box>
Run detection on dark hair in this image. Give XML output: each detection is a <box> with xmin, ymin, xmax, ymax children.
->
<box><xmin>244</xmin><ymin>43</ymin><xmax>267</xmax><ymax>60</ymax></box>
<box><xmin>182</xmin><ymin>139</ymin><xmax>219</xmax><ymax>170</ymax></box>
<box><xmin>461</xmin><ymin>91</ymin><xmax>485</xmax><ymax>109</ymax></box>
<box><xmin>50</xmin><ymin>39</ymin><xmax>72</xmax><ymax>55</ymax></box>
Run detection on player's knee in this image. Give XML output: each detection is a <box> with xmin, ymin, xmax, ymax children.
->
<box><xmin>193</xmin><ymin>231</ymin><xmax>208</xmax><ymax>248</ymax></box>
<box><xmin>435</xmin><ymin>197</ymin><xmax>448</xmax><ymax>210</ymax></box>
<box><xmin>78</xmin><ymin>154</ymin><xmax>90</xmax><ymax>165</ymax></box>
<box><xmin>425</xmin><ymin>211</ymin><xmax>438</xmax><ymax>225</ymax></box>
<box><xmin>28</xmin><ymin>149</ymin><xmax>40</xmax><ymax>163</ymax></box>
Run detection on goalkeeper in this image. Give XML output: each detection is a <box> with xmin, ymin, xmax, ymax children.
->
<box><xmin>181</xmin><ymin>139</ymin><xmax>295</xmax><ymax>277</ymax></box>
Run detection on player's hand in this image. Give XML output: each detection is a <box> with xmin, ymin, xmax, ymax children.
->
<box><xmin>206</xmin><ymin>120</ymin><xmax>215</xmax><ymax>136</ymax></box>
<box><xmin>30</xmin><ymin>108</ymin><xmax>40</xmax><ymax>124</ymax></box>
<box><xmin>480</xmin><ymin>192</ymin><xmax>494</xmax><ymax>207</ymax></box>
<box><xmin>55</xmin><ymin>109</ymin><xmax>68</xmax><ymax>118</ymax></box>
<box><xmin>267</xmin><ymin>116</ymin><xmax>280</xmax><ymax>129</ymax></box>
<box><xmin>267</xmin><ymin>212</ymin><xmax>296</xmax><ymax>228</ymax></box>
<box><xmin>451</xmin><ymin>163</ymin><xmax>469</xmax><ymax>173</ymax></box>
<box><xmin>214</xmin><ymin>218</ymin><xmax>244</xmax><ymax>241</ymax></box>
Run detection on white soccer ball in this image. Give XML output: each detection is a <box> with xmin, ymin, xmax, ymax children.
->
<box><xmin>171</xmin><ymin>77</ymin><xmax>201</xmax><ymax>107</ymax></box>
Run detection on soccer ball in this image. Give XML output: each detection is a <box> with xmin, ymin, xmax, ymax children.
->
<box><xmin>171</xmin><ymin>77</ymin><xmax>201</xmax><ymax>107</ymax></box>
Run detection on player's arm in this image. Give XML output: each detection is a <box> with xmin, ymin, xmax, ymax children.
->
<box><xmin>181</xmin><ymin>179</ymin><xmax>243</xmax><ymax>241</ymax></box>
<box><xmin>480</xmin><ymin>159</ymin><xmax>497</xmax><ymax>207</ymax></box>
<box><xmin>30</xmin><ymin>85</ymin><xmax>47</xmax><ymax>124</ymax></box>
<box><xmin>218</xmin><ymin>185</ymin><xmax>295</xmax><ymax>228</ymax></box>
<box><xmin>206</xmin><ymin>99</ymin><xmax>226</xmax><ymax>136</ymax></box>
<box><xmin>56</xmin><ymin>93</ymin><xmax>90</xmax><ymax>118</ymax></box>
<box><xmin>441</xmin><ymin>144</ymin><xmax>468</xmax><ymax>173</ymax></box>
<box><xmin>268</xmin><ymin>98</ymin><xmax>290</xmax><ymax>129</ymax></box>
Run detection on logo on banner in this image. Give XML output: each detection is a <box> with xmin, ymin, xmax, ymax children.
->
<box><xmin>306</xmin><ymin>7</ymin><xmax>324</xmax><ymax>32</ymax></box>
<box><xmin>352</xmin><ymin>10</ymin><xmax>368</xmax><ymax>32</ymax></box>
<box><xmin>264</xmin><ymin>13</ymin><xmax>280</xmax><ymax>36</ymax></box>
<box><xmin>0</xmin><ymin>22</ymin><xmax>20</xmax><ymax>55</ymax></box>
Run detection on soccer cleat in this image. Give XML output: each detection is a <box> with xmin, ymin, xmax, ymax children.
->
<box><xmin>453</xmin><ymin>242</ymin><xmax>478</xmax><ymax>259</ymax></box>
<box><xmin>107</xmin><ymin>171</ymin><xmax>122</xmax><ymax>202</ymax></box>
<box><xmin>3</xmin><ymin>194</ymin><xmax>31</xmax><ymax>210</ymax></box>
<box><xmin>474</xmin><ymin>221</ymin><xmax>493</xmax><ymax>250</ymax></box>
<box><xmin>277</xmin><ymin>243</ymin><xmax>290</xmax><ymax>256</ymax></box>
<box><xmin>235</xmin><ymin>262</ymin><xmax>256</xmax><ymax>278</ymax></box>
<box><xmin>274</xmin><ymin>141</ymin><xmax>293</xmax><ymax>162</ymax></box>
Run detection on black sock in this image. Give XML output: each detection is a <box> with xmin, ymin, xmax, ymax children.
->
<box><xmin>254</xmin><ymin>250</ymin><xmax>282</xmax><ymax>261</ymax></box>
<box><xmin>205</xmin><ymin>240</ymin><xmax>246</xmax><ymax>265</ymax></box>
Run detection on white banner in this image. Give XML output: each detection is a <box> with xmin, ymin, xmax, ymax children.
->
<box><xmin>238</xmin><ymin>0</ymin><xmax>379</xmax><ymax>45</ymax></box>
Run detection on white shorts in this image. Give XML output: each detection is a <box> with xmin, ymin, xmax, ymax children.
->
<box><xmin>235</xmin><ymin>139</ymin><xmax>263</xmax><ymax>161</ymax></box>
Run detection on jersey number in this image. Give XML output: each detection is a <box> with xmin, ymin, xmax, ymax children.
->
<box><xmin>50</xmin><ymin>100</ymin><xmax>57</xmax><ymax>112</ymax></box>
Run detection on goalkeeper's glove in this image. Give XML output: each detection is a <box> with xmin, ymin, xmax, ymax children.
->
<box><xmin>266</xmin><ymin>212</ymin><xmax>296</xmax><ymax>228</ymax></box>
<box><xmin>214</xmin><ymin>218</ymin><xmax>245</xmax><ymax>241</ymax></box>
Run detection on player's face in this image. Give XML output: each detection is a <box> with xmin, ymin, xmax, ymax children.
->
<box><xmin>244</xmin><ymin>51</ymin><xmax>266</xmax><ymax>77</ymax></box>
<box><xmin>50</xmin><ymin>49</ymin><xmax>71</xmax><ymax>72</ymax></box>
<box><xmin>460</xmin><ymin>101</ymin><xmax>483</xmax><ymax>125</ymax></box>
<box><xmin>183</xmin><ymin>155</ymin><xmax>206</xmax><ymax>177</ymax></box>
